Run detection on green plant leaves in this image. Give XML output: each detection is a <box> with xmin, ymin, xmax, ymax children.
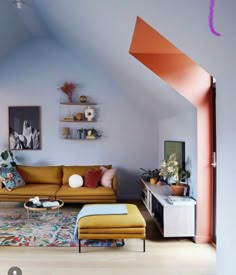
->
<box><xmin>0</xmin><ymin>150</ymin><xmax>16</xmax><ymax>167</ymax></box>
<box><xmin>1</xmin><ymin>150</ymin><xmax>9</xmax><ymax>161</ymax></box>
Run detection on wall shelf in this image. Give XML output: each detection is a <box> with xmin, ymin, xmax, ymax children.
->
<box><xmin>60</xmin><ymin>120</ymin><xmax>96</xmax><ymax>123</ymax></box>
<box><xmin>59</xmin><ymin>96</ymin><xmax>101</xmax><ymax>140</ymax></box>
<box><xmin>60</xmin><ymin>102</ymin><xmax>97</xmax><ymax>105</ymax></box>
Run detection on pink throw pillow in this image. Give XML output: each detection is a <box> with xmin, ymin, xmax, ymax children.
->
<box><xmin>100</xmin><ymin>166</ymin><xmax>116</xmax><ymax>188</ymax></box>
<box><xmin>84</xmin><ymin>169</ymin><xmax>102</xmax><ymax>188</ymax></box>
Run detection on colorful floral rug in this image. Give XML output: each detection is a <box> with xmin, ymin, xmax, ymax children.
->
<box><xmin>0</xmin><ymin>208</ymin><xmax>124</xmax><ymax>247</ymax></box>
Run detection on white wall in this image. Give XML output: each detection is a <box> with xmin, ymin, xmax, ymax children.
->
<box><xmin>157</xmin><ymin>108</ymin><xmax>197</xmax><ymax>198</ymax></box>
<box><xmin>216</xmin><ymin>73</ymin><xmax>236</xmax><ymax>275</ymax></box>
<box><xmin>0</xmin><ymin>38</ymin><xmax>158</xmax><ymax>199</ymax></box>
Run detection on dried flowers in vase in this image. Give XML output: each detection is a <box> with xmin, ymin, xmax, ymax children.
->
<box><xmin>58</xmin><ymin>82</ymin><xmax>77</xmax><ymax>103</ymax></box>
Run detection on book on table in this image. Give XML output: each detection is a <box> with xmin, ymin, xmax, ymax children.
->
<box><xmin>167</xmin><ymin>196</ymin><xmax>194</xmax><ymax>205</ymax></box>
<box><xmin>42</xmin><ymin>201</ymin><xmax>60</xmax><ymax>207</ymax></box>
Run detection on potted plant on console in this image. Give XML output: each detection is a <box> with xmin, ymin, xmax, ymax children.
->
<box><xmin>140</xmin><ymin>168</ymin><xmax>161</xmax><ymax>185</ymax></box>
<box><xmin>159</xmin><ymin>153</ymin><xmax>190</xmax><ymax>196</ymax></box>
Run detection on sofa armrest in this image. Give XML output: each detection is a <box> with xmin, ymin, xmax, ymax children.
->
<box><xmin>0</xmin><ymin>179</ymin><xmax>3</xmax><ymax>190</ymax></box>
<box><xmin>112</xmin><ymin>175</ymin><xmax>117</xmax><ymax>194</ymax></box>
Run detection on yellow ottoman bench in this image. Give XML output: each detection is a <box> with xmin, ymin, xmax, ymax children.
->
<box><xmin>76</xmin><ymin>203</ymin><xmax>146</xmax><ymax>252</ymax></box>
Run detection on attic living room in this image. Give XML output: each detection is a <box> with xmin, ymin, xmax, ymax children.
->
<box><xmin>0</xmin><ymin>1</ymin><xmax>234</xmax><ymax>275</ymax></box>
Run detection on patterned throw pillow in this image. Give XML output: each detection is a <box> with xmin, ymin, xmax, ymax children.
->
<box><xmin>0</xmin><ymin>167</ymin><xmax>25</xmax><ymax>191</ymax></box>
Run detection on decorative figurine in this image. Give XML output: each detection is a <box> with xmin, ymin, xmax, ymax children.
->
<box><xmin>84</xmin><ymin>106</ymin><xmax>95</xmax><ymax>121</ymax></box>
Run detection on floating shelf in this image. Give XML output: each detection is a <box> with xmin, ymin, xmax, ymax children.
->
<box><xmin>60</xmin><ymin>102</ymin><xmax>97</xmax><ymax>105</ymax></box>
<box><xmin>59</xmin><ymin>96</ymin><xmax>101</xmax><ymax>140</ymax></box>
<box><xmin>60</xmin><ymin>120</ymin><xmax>96</xmax><ymax>123</ymax></box>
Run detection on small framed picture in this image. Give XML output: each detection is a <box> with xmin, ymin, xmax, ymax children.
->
<box><xmin>9</xmin><ymin>106</ymin><xmax>41</xmax><ymax>150</ymax></box>
<box><xmin>164</xmin><ymin>141</ymin><xmax>185</xmax><ymax>170</ymax></box>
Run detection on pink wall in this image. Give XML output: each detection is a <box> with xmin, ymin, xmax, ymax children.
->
<box><xmin>130</xmin><ymin>17</ymin><xmax>213</xmax><ymax>242</ymax></box>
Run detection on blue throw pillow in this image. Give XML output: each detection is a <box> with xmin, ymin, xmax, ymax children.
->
<box><xmin>0</xmin><ymin>167</ymin><xmax>25</xmax><ymax>191</ymax></box>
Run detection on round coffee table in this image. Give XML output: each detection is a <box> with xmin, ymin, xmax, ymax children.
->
<box><xmin>24</xmin><ymin>199</ymin><xmax>64</xmax><ymax>220</ymax></box>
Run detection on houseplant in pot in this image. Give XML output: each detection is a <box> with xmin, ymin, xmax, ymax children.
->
<box><xmin>159</xmin><ymin>153</ymin><xmax>189</xmax><ymax>196</ymax></box>
<box><xmin>140</xmin><ymin>168</ymin><xmax>161</xmax><ymax>184</ymax></box>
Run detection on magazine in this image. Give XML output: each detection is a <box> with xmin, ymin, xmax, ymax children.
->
<box><xmin>167</xmin><ymin>196</ymin><xmax>194</xmax><ymax>205</ymax></box>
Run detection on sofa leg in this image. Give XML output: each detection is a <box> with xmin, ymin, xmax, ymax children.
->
<box><xmin>78</xmin><ymin>239</ymin><xmax>81</xmax><ymax>253</ymax></box>
<box><xmin>143</xmin><ymin>239</ymin><xmax>145</xmax><ymax>252</ymax></box>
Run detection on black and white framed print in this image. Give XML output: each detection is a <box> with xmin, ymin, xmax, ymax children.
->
<box><xmin>9</xmin><ymin>106</ymin><xmax>41</xmax><ymax>150</ymax></box>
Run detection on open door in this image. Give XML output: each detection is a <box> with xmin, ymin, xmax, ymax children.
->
<box><xmin>211</xmin><ymin>76</ymin><xmax>217</xmax><ymax>245</ymax></box>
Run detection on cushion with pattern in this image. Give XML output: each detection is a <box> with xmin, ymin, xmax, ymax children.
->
<box><xmin>0</xmin><ymin>167</ymin><xmax>25</xmax><ymax>191</ymax></box>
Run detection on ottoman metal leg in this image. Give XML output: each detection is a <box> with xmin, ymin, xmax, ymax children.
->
<box><xmin>78</xmin><ymin>239</ymin><xmax>81</xmax><ymax>253</ymax></box>
<box><xmin>143</xmin><ymin>239</ymin><xmax>145</xmax><ymax>252</ymax></box>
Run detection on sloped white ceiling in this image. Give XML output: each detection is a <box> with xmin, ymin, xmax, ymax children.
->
<box><xmin>1</xmin><ymin>0</ymin><xmax>196</xmax><ymax>119</ymax></box>
<box><xmin>0</xmin><ymin>0</ymin><xmax>48</xmax><ymax>59</ymax></box>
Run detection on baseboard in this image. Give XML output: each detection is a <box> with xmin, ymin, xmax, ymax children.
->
<box><xmin>194</xmin><ymin>235</ymin><xmax>213</xmax><ymax>243</ymax></box>
<box><xmin>118</xmin><ymin>194</ymin><xmax>140</xmax><ymax>200</ymax></box>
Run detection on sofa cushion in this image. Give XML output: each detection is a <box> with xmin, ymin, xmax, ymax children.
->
<box><xmin>17</xmin><ymin>165</ymin><xmax>62</xmax><ymax>185</ymax></box>
<box><xmin>56</xmin><ymin>185</ymin><xmax>116</xmax><ymax>197</ymax></box>
<box><xmin>0</xmin><ymin>167</ymin><xmax>25</xmax><ymax>191</ymax></box>
<box><xmin>69</xmin><ymin>174</ymin><xmax>83</xmax><ymax>188</ymax></box>
<box><xmin>84</xmin><ymin>169</ymin><xmax>102</xmax><ymax>188</ymax></box>
<box><xmin>62</xmin><ymin>165</ymin><xmax>112</xmax><ymax>185</ymax></box>
<box><xmin>0</xmin><ymin>183</ymin><xmax>60</xmax><ymax>196</ymax></box>
<box><xmin>100</xmin><ymin>166</ymin><xmax>116</xmax><ymax>188</ymax></box>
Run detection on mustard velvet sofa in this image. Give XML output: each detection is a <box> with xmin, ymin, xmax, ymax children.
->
<box><xmin>0</xmin><ymin>165</ymin><xmax>117</xmax><ymax>203</ymax></box>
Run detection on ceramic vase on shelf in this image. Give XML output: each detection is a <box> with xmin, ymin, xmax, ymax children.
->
<box><xmin>84</xmin><ymin>106</ymin><xmax>95</xmax><ymax>121</ymax></box>
<box><xmin>80</xmin><ymin>95</ymin><xmax>87</xmax><ymax>103</ymax></box>
<box><xmin>67</xmin><ymin>92</ymin><xmax>73</xmax><ymax>103</ymax></box>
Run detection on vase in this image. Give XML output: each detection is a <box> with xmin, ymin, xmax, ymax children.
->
<box><xmin>170</xmin><ymin>184</ymin><xmax>185</xmax><ymax>196</ymax></box>
<box><xmin>84</xmin><ymin>106</ymin><xmax>95</xmax><ymax>121</ymax></box>
<box><xmin>67</xmin><ymin>92</ymin><xmax>73</xmax><ymax>103</ymax></box>
<box><xmin>80</xmin><ymin>95</ymin><xmax>87</xmax><ymax>103</ymax></box>
<box><xmin>150</xmin><ymin>177</ymin><xmax>157</xmax><ymax>185</ymax></box>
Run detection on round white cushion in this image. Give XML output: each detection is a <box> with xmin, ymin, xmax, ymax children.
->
<box><xmin>69</xmin><ymin>174</ymin><xmax>83</xmax><ymax>188</ymax></box>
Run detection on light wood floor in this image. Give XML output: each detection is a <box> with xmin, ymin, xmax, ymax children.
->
<box><xmin>0</xmin><ymin>201</ymin><xmax>216</xmax><ymax>275</ymax></box>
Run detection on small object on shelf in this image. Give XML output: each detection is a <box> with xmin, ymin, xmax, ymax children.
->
<box><xmin>63</xmin><ymin>115</ymin><xmax>74</xmax><ymax>121</ymax></box>
<box><xmin>86</xmin><ymin>130</ymin><xmax>96</xmax><ymax>139</ymax></box>
<box><xmin>75</xmin><ymin>112</ymin><xmax>82</xmax><ymax>121</ymax></box>
<box><xmin>79</xmin><ymin>95</ymin><xmax>87</xmax><ymax>103</ymax></box>
<box><xmin>84</xmin><ymin>106</ymin><xmax>95</xmax><ymax>121</ymax></box>
<box><xmin>62</xmin><ymin>127</ymin><xmax>70</xmax><ymax>139</ymax></box>
<box><xmin>58</xmin><ymin>82</ymin><xmax>77</xmax><ymax>103</ymax></box>
<box><xmin>77</xmin><ymin>128</ymin><xmax>86</xmax><ymax>139</ymax></box>
<box><xmin>86</xmin><ymin>128</ymin><xmax>102</xmax><ymax>139</ymax></box>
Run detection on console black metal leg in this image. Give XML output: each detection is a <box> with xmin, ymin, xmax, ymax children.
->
<box><xmin>79</xmin><ymin>239</ymin><xmax>81</xmax><ymax>253</ymax></box>
<box><xmin>143</xmin><ymin>239</ymin><xmax>145</xmax><ymax>252</ymax></box>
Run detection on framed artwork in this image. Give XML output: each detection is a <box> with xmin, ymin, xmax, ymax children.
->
<box><xmin>9</xmin><ymin>106</ymin><xmax>41</xmax><ymax>150</ymax></box>
<box><xmin>164</xmin><ymin>141</ymin><xmax>185</xmax><ymax>170</ymax></box>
